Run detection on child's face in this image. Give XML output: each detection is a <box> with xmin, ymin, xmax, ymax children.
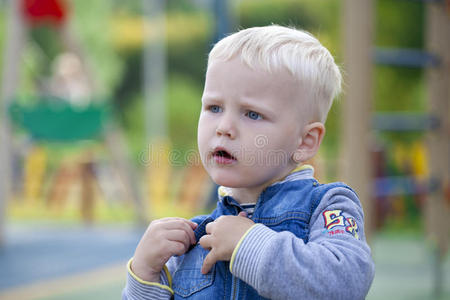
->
<box><xmin>197</xmin><ymin>57</ymin><xmax>306</xmax><ymax>190</ymax></box>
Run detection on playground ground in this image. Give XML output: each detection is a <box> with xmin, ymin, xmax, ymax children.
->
<box><xmin>0</xmin><ymin>221</ymin><xmax>448</xmax><ymax>300</ymax></box>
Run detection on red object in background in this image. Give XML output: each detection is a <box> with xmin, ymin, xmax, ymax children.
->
<box><xmin>22</xmin><ymin>0</ymin><xmax>67</xmax><ymax>26</ymax></box>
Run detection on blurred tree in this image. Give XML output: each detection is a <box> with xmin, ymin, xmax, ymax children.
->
<box><xmin>71</xmin><ymin>0</ymin><xmax>123</xmax><ymax>98</ymax></box>
<box><xmin>1</xmin><ymin>0</ymin><xmax>427</xmax><ymax>170</ymax></box>
<box><xmin>374</xmin><ymin>0</ymin><xmax>426</xmax><ymax>144</ymax></box>
<box><xmin>111</xmin><ymin>12</ymin><xmax>211</xmax><ymax>131</ymax></box>
<box><xmin>239</xmin><ymin>0</ymin><xmax>317</xmax><ymax>29</ymax></box>
<box><xmin>373</xmin><ymin>0</ymin><xmax>427</xmax><ymax>231</ymax></box>
<box><xmin>376</xmin><ymin>0</ymin><xmax>424</xmax><ymax>48</ymax></box>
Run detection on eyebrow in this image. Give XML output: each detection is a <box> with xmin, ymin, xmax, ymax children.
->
<box><xmin>201</xmin><ymin>94</ymin><xmax>223</xmax><ymax>102</ymax></box>
<box><xmin>240</xmin><ymin>97</ymin><xmax>275</xmax><ymax>113</ymax></box>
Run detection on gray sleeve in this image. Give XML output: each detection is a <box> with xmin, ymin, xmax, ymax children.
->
<box><xmin>122</xmin><ymin>271</ymin><xmax>172</xmax><ymax>300</ymax></box>
<box><xmin>230</xmin><ymin>187</ymin><xmax>375</xmax><ymax>300</ymax></box>
<box><xmin>122</xmin><ymin>215</ymin><xmax>207</xmax><ymax>299</ymax></box>
<box><xmin>122</xmin><ymin>258</ymin><xmax>177</xmax><ymax>300</ymax></box>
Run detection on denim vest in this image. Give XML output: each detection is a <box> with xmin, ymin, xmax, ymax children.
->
<box><xmin>171</xmin><ymin>177</ymin><xmax>350</xmax><ymax>300</ymax></box>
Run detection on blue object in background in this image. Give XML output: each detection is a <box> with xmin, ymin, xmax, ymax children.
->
<box><xmin>0</xmin><ymin>223</ymin><xmax>143</xmax><ymax>290</ymax></box>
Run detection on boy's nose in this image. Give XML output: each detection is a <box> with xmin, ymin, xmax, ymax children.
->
<box><xmin>216</xmin><ymin>116</ymin><xmax>236</xmax><ymax>139</ymax></box>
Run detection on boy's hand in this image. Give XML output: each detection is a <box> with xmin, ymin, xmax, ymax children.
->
<box><xmin>199</xmin><ymin>212</ymin><xmax>254</xmax><ymax>274</ymax></box>
<box><xmin>131</xmin><ymin>217</ymin><xmax>198</xmax><ymax>282</ymax></box>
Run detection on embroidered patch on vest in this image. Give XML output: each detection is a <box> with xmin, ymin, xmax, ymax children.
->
<box><xmin>322</xmin><ymin>209</ymin><xmax>359</xmax><ymax>239</ymax></box>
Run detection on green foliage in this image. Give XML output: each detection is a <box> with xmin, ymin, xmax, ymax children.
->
<box><xmin>374</xmin><ymin>0</ymin><xmax>425</xmax><ymax>113</ymax></box>
<box><xmin>374</xmin><ymin>0</ymin><xmax>426</xmax><ymax>145</ymax></box>
<box><xmin>166</xmin><ymin>12</ymin><xmax>212</xmax><ymax>84</ymax></box>
<box><xmin>166</xmin><ymin>0</ymin><xmax>200</xmax><ymax>13</ymax></box>
<box><xmin>113</xmin><ymin>48</ymin><xmax>142</xmax><ymax>114</ymax></box>
<box><xmin>113</xmin><ymin>11</ymin><xmax>211</xmax><ymax>121</ymax></box>
<box><xmin>121</xmin><ymin>74</ymin><xmax>202</xmax><ymax>165</ymax></box>
<box><xmin>0</xmin><ymin>0</ymin><xmax>430</xmax><ymax>228</ymax></box>
<box><xmin>1</xmin><ymin>0</ymin><xmax>427</xmax><ymax>167</ymax></box>
<box><xmin>121</xmin><ymin>93</ymin><xmax>145</xmax><ymax>163</ymax></box>
<box><xmin>167</xmin><ymin>74</ymin><xmax>202</xmax><ymax>159</ymax></box>
<box><xmin>372</xmin><ymin>1</ymin><xmax>427</xmax><ymax>230</ymax></box>
<box><xmin>71</xmin><ymin>0</ymin><xmax>124</xmax><ymax>98</ymax></box>
<box><xmin>376</xmin><ymin>0</ymin><xmax>424</xmax><ymax>48</ymax></box>
<box><xmin>239</xmin><ymin>0</ymin><xmax>318</xmax><ymax>29</ymax></box>
<box><xmin>375</xmin><ymin>67</ymin><xmax>425</xmax><ymax>112</ymax></box>
<box><xmin>238</xmin><ymin>0</ymin><xmax>341</xmax><ymax>45</ymax></box>
<box><xmin>29</xmin><ymin>26</ymin><xmax>63</xmax><ymax>76</ymax></box>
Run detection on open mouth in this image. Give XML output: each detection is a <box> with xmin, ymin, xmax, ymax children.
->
<box><xmin>212</xmin><ymin>149</ymin><xmax>236</xmax><ymax>164</ymax></box>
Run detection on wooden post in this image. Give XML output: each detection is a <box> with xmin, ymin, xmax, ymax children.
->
<box><xmin>425</xmin><ymin>2</ymin><xmax>449</xmax><ymax>297</ymax></box>
<box><xmin>341</xmin><ymin>0</ymin><xmax>375</xmax><ymax>242</ymax></box>
<box><xmin>0</xmin><ymin>0</ymin><xmax>27</xmax><ymax>246</ymax></box>
<box><xmin>80</xmin><ymin>160</ymin><xmax>95</xmax><ymax>224</ymax></box>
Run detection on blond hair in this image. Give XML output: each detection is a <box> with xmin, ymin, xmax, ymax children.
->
<box><xmin>208</xmin><ymin>25</ymin><xmax>341</xmax><ymax>123</ymax></box>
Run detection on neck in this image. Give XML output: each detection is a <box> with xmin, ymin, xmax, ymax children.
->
<box><xmin>227</xmin><ymin>186</ymin><xmax>265</xmax><ymax>204</ymax></box>
<box><xmin>227</xmin><ymin>164</ymin><xmax>303</xmax><ymax>204</ymax></box>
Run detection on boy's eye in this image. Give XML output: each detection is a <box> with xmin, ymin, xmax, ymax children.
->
<box><xmin>209</xmin><ymin>105</ymin><xmax>222</xmax><ymax>113</ymax></box>
<box><xmin>246</xmin><ymin>111</ymin><xmax>262</xmax><ymax>120</ymax></box>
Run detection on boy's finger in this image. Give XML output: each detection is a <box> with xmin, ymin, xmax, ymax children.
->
<box><xmin>201</xmin><ymin>251</ymin><xmax>216</xmax><ymax>274</ymax></box>
<box><xmin>238</xmin><ymin>211</ymin><xmax>248</xmax><ymax>217</ymax></box>
<box><xmin>170</xmin><ymin>220</ymin><xmax>196</xmax><ymax>245</ymax></box>
<box><xmin>188</xmin><ymin>220</ymin><xmax>199</xmax><ymax>230</ymax></box>
<box><xmin>158</xmin><ymin>219</ymin><xmax>194</xmax><ymax>230</ymax></box>
<box><xmin>205</xmin><ymin>221</ymin><xmax>215</xmax><ymax>234</ymax></box>
<box><xmin>159</xmin><ymin>217</ymin><xmax>190</xmax><ymax>224</ymax></box>
<box><xmin>166</xmin><ymin>230</ymin><xmax>191</xmax><ymax>250</ymax></box>
<box><xmin>198</xmin><ymin>234</ymin><xmax>212</xmax><ymax>250</ymax></box>
<box><xmin>181</xmin><ymin>221</ymin><xmax>197</xmax><ymax>245</ymax></box>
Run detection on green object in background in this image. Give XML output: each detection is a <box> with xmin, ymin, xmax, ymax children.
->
<box><xmin>8</xmin><ymin>99</ymin><xmax>110</xmax><ymax>142</ymax></box>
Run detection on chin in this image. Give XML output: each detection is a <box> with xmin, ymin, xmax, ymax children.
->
<box><xmin>212</xmin><ymin>178</ymin><xmax>241</xmax><ymax>188</ymax></box>
<box><xmin>210</xmin><ymin>173</ymin><xmax>244</xmax><ymax>188</ymax></box>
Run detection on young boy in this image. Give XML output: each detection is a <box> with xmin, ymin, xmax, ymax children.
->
<box><xmin>123</xmin><ymin>25</ymin><xmax>375</xmax><ymax>300</ymax></box>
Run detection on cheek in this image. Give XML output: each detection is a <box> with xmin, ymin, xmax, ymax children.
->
<box><xmin>265</xmin><ymin>126</ymin><xmax>297</xmax><ymax>150</ymax></box>
<box><xmin>197</xmin><ymin>132</ymin><xmax>206</xmax><ymax>154</ymax></box>
<box><xmin>197</xmin><ymin>116</ymin><xmax>212</xmax><ymax>153</ymax></box>
<box><xmin>263</xmin><ymin>133</ymin><xmax>298</xmax><ymax>160</ymax></box>
<box><xmin>275</xmin><ymin>122</ymin><xmax>302</xmax><ymax>149</ymax></box>
<box><xmin>197</xmin><ymin>115</ymin><xmax>208</xmax><ymax>138</ymax></box>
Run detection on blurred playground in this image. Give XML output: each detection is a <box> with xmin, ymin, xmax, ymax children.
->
<box><xmin>0</xmin><ymin>0</ymin><xmax>449</xmax><ymax>299</ymax></box>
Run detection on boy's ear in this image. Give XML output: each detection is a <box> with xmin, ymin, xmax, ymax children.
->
<box><xmin>292</xmin><ymin>122</ymin><xmax>325</xmax><ymax>163</ymax></box>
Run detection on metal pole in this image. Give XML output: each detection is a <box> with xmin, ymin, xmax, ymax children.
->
<box><xmin>143</xmin><ymin>0</ymin><xmax>167</xmax><ymax>141</ymax></box>
<box><xmin>212</xmin><ymin>0</ymin><xmax>232</xmax><ymax>44</ymax></box>
<box><xmin>0</xmin><ymin>0</ymin><xmax>27</xmax><ymax>246</ymax></box>
<box><xmin>142</xmin><ymin>0</ymin><xmax>168</xmax><ymax>219</ymax></box>
<box><xmin>341</xmin><ymin>0</ymin><xmax>375</xmax><ymax>242</ymax></box>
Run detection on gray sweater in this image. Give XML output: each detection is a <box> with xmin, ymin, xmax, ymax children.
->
<box><xmin>123</xmin><ymin>175</ymin><xmax>375</xmax><ymax>299</ymax></box>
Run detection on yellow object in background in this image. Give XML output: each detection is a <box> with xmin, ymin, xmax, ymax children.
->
<box><xmin>393</xmin><ymin>142</ymin><xmax>407</xmax><ymax>171</ymax></box>
<box><xmin>392</xmin><ymin>141</ymin><xmax>430</xmax><ymax>180</ymax></box>
<box><xmin>147</xmin><ymin>138</ymin><xmax>172</xmax><ymax>218</ymax></box>
<box><xmin>24</xmin><ymin>146</ymin><xmax>47</xmax><ymax>204</ymax></box>
<box><xmin>178</xmin><ymin>163</ymin><xmax>209</xmax><ymax>215</ymax></box>
<box><xmin>411</xmin><ymin>142</ymin><xmax>429</xmax><ymax>179</ymax></box>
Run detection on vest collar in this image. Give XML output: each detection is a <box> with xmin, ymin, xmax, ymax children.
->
<box><xmin>217</xmin><ymin>164</ymin><xmax>315</xmax><ymax>200</ymax></box>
